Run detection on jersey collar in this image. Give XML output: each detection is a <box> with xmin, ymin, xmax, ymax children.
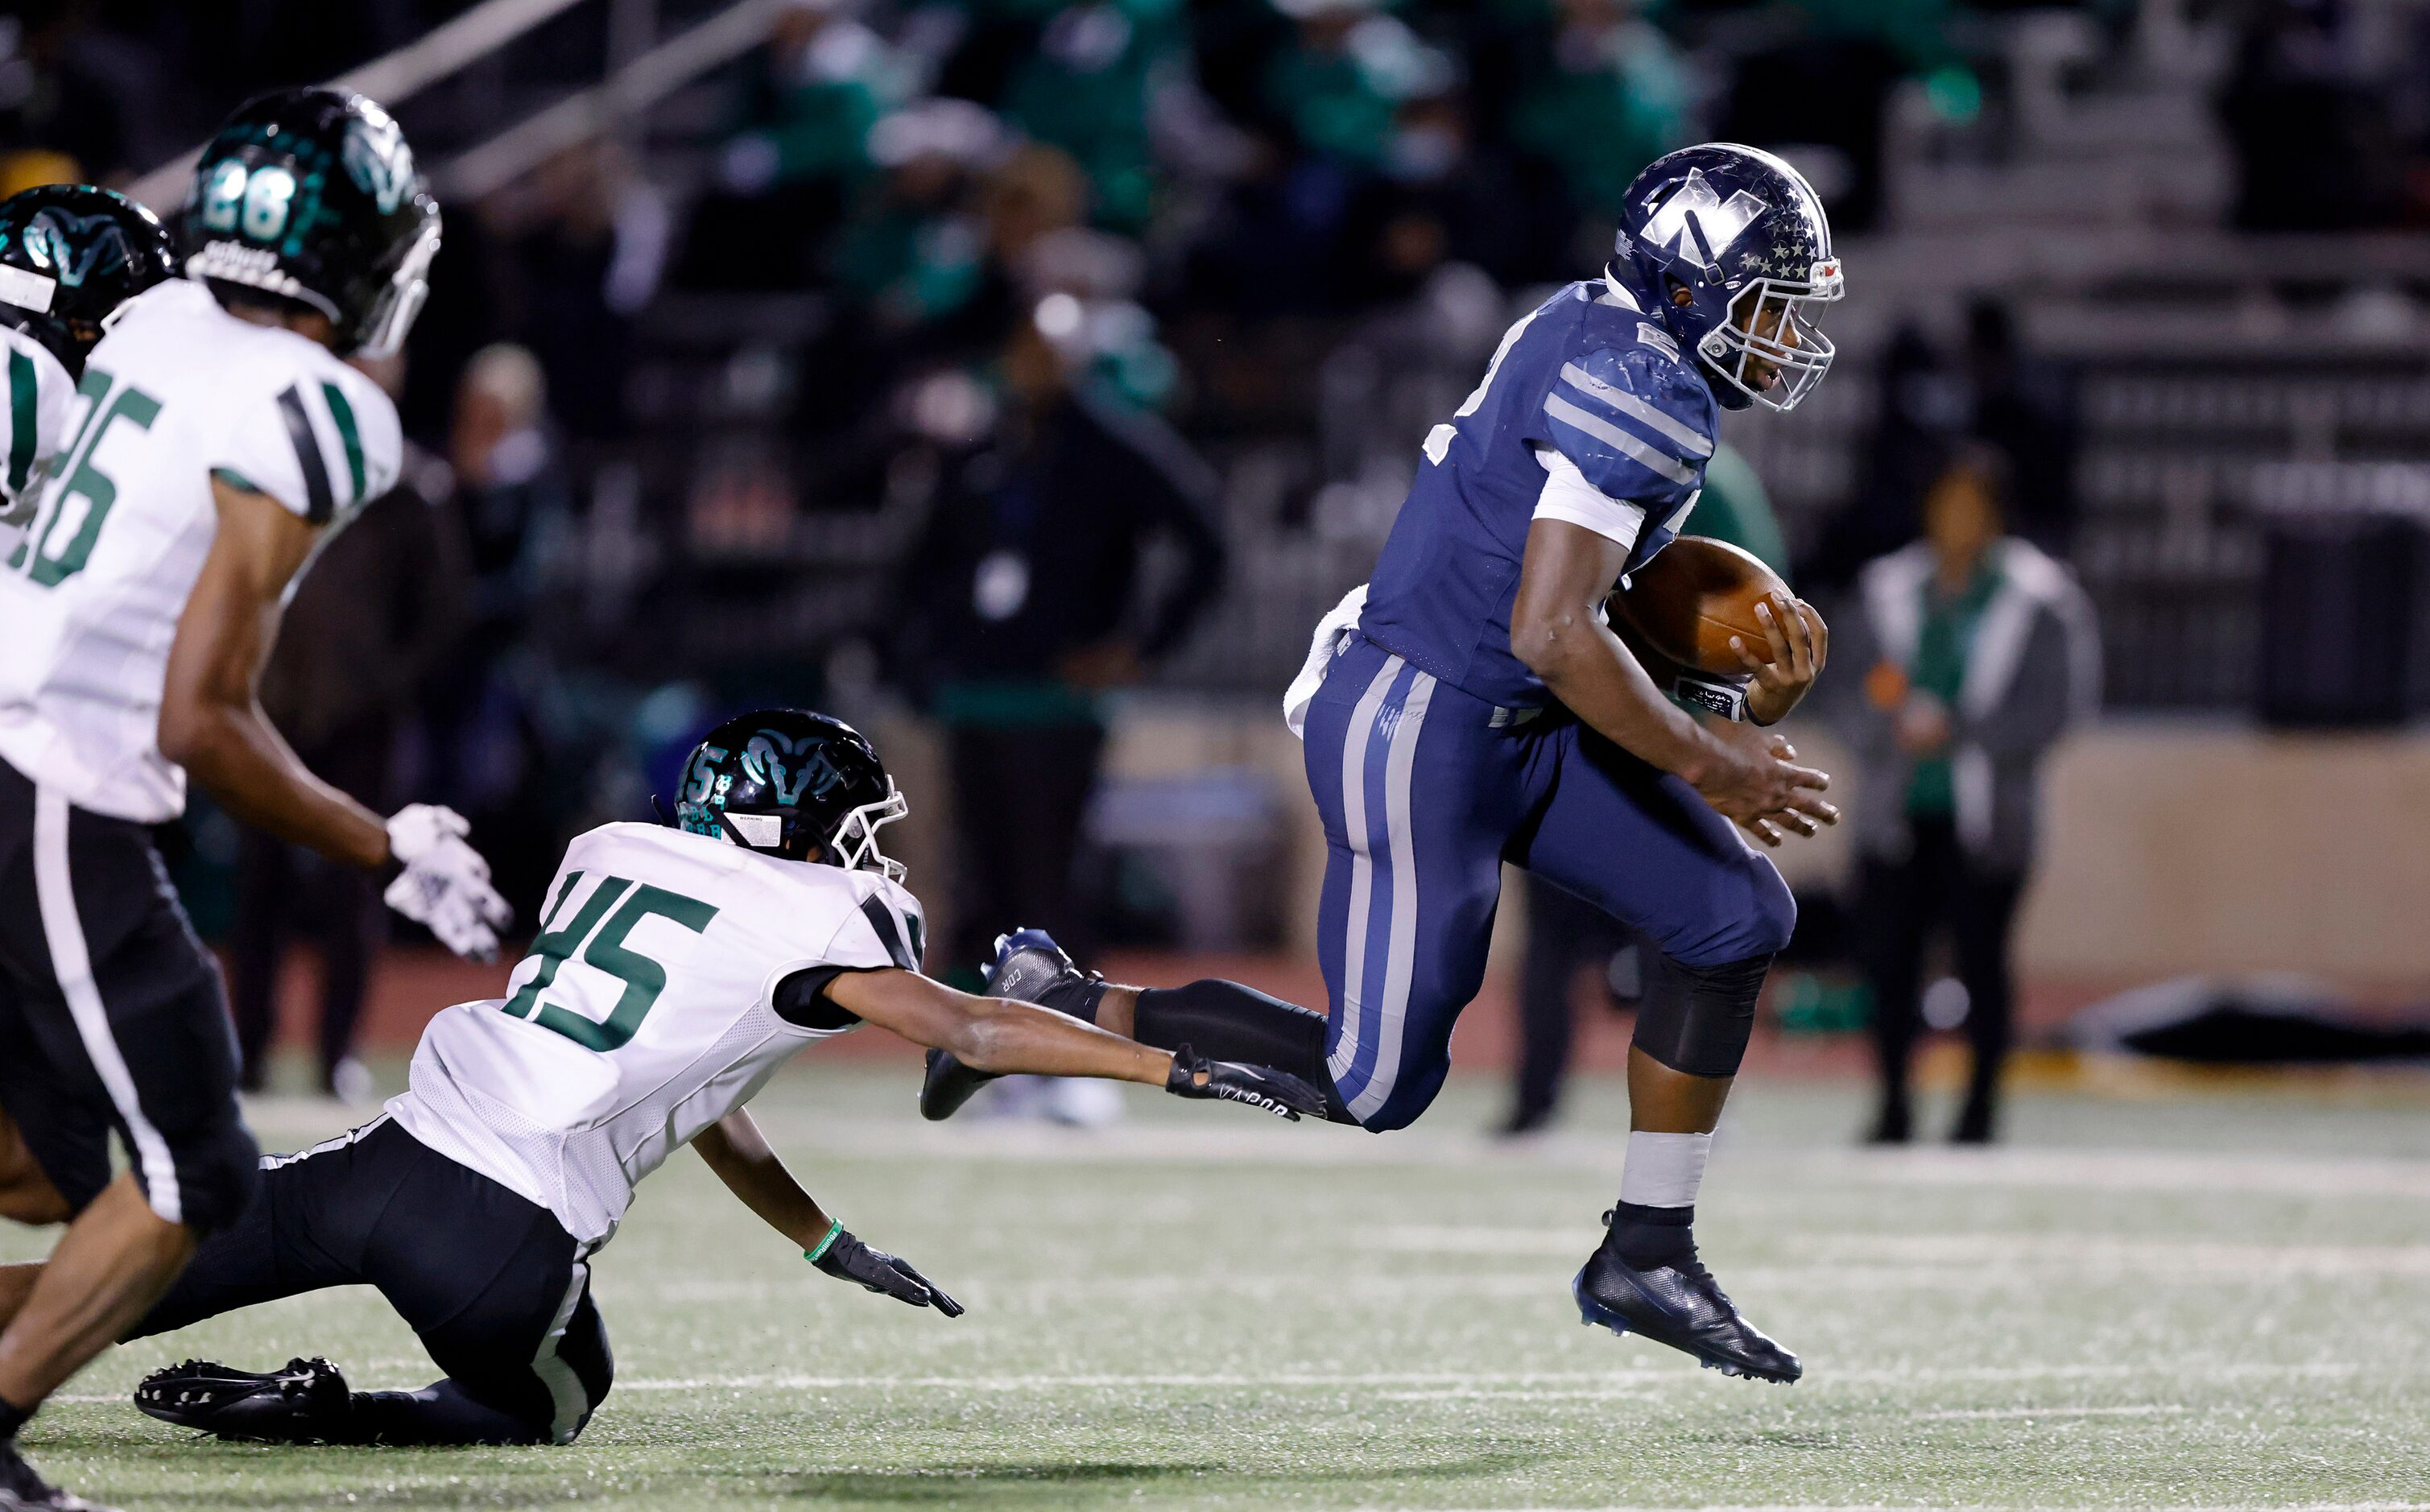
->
<box><xmin>1599</xmin><ymin>271</ymin><xmax>1647</xmax><ymax>312</ymax></box>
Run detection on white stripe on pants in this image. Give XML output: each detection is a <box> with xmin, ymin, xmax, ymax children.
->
<box><xmin>31</xmin><ymin>784</ymin><xmax>184</xmax><ymax>1224</ymax></box>
<box><xmin>1326</xmin><ymin>656</ymin><xmax>1404</xmax><ymax>1093</ymax></box>
<box><xmin>533</xmin><ymin>1258</ymin><xmax>594</xmax><ymax>1444</ymax></box>
<box><xmin>1329</xmin><ymin>659</ymin><xmax>1439</xmax><ymax>1121</ymax></box>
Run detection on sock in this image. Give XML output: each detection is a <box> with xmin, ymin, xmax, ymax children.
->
<box><xmin>1030</xmin><ymin>973</ymin><xmax>1109</xmax><ymax>1026</ymax></box>
<box><xmin>1604</xmin><ymin>1200</ymin><xmax>1696</xmax><ymax>1268</ymax></box>
<box><xmin>1618</xmin><ymin>1130</ymin><xmax>1713</xmax><ymax>1208</ymax></box>
<box><xmin>0</xmin><ymin>1393</ymin><xmax>31</xmax><ymax>1444</ymax></box>
<box><xmin>1133</xmin><ymin>979</ymin><xmax>1355</xmax><ymax>1124</ymax></box>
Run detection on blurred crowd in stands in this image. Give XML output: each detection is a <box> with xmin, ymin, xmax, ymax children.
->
<box><xmin>0</xmin><ymin>0</ymin><xmax>2423</xmax><ymax>1101</ymax></box>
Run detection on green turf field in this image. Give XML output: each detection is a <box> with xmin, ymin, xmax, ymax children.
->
<box><xmin>9</xmin><ymin>1062</ymin><xmax>2430</xmax><ymax>1510</ymax></box>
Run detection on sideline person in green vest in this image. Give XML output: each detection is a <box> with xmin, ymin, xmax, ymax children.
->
<box><xmin>1829</xmin><ymin>444</ymin><xmax>2098</xmax><ymax>1144</ymax></box>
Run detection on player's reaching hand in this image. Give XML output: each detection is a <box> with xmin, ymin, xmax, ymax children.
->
<box><xmin>1165</xmin><ymin>1045</ymin><xmax>1326</xmax><ymax>1120</ymax></box>
<box><xmin>809</xmin><ymin>1225</ymin><xmax>964</xmax><ymax>1316</ymax></box>
<box><xmin>1733</xmin><ymin>594</ymin><xmax>1829</xmax><ymax>727</ymax></box>
<box><xmin>1692</xmin><ymin>723</ymin><xmax>1837</xmax><ymax>847</ymax></box>
<box><xmin>383</xmin><ymin>804</ymin><xmax>513</xmax><ymax>960</ymax></box>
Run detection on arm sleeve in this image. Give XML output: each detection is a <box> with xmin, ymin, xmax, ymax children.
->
<box><xmin>767</xmin><ymin>878</ymin><xmax>928</xmax><ymax>1028</ymax></box>
<box><xmin>771</xmin><ymin>965</ymin><xmax>870</xmax><ymax>1030</ymax></box>
<box><xmin>211</xmin><ymin>366</ymin><xmax>403</xmax><ymax>525</ymax></box>
<box><xmin>1529</xmin><ymin>443</ymin><xmax>1646</xmax><ymax>549</ymax></box>
<box><xmin>1536</xmin><ymin>345</ymin><xmax>1711</xmax><ymax>520</ymax></box>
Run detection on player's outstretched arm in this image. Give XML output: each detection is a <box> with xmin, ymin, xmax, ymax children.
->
<box><xmin>825</xmin><ymin>969</ymin><xmax>1325</xmax><ymax>1119</ymax></box>
<box><xmin>1510</xmin><ymin>517</ymin><xmax>1835</xmax><ymax>845</ymax></box>
<box><xmin>161</xmin><ymin>478</ymin><xmax>512</xmax><ymax>958</ymax></box>
<box><xmin>692</xmin><ymin>1109</ymin><xmax>962</xmax><ymax>1315</ymax></box>
<box><xmin>159</xmin><ymin>478</ymin><xmax>392</xmax><ymax>869</ymax></box>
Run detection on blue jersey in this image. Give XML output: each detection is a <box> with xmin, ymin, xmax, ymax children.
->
<box><xmin>1359</xmin><ymin>274</ymin><xmax>1719</xmax><ymax>709</ymax></box>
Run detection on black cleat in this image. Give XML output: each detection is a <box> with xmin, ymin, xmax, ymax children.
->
<box><xmin>134</xmin><ymin>1357</ymin><xmax>356</xmax><ymax>1444</ymax></box>
<box><xmin>920</xmin><ymin>929</ymin><xmax>1100</xmax><ymax>1121</ymax></box>
<box><xmin>0</xmin><ymin>1441</ymin><xmax>117</xmax><ymax>1512</ymax></box>
<box><xmin>1572</xmin><ymin>1215</ymin><xmax>1802</xmax><ymax>1383</ymax></box>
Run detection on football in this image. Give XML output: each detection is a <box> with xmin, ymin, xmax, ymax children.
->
<box><xmin>1614</xmin><ymin>535</ymin><xmax>1800</xmax><ymax>677</ymax></box>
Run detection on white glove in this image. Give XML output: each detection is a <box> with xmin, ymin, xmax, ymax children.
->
<box><xmin>383</xmin><ymin>804</ymin><xmax>513</xmax><ymax>962</ymax></box>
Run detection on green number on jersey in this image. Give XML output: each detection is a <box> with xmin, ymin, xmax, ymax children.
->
<box><xmin>497</xmin><ymin>872</ymin><xmax>721</xmax><ymax>1051</ymax></box>
<box><xmin>10</xmin><ymin>368</ymin><xmax>162</xmax><ymax>585</ymax></box>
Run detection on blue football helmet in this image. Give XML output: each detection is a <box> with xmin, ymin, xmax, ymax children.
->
<box><xmin>1613</xmin><ymin>143</ymin><xmax>1842</xmax><ymax>412</ymax></box>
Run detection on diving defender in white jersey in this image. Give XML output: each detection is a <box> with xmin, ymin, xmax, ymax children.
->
<box><xmin>0</xmin><ymin>95</ymin><xmax>506</xmax><ymax>1512</ymax></box>
<box><xmin>4</xmin><ymin>713</ymin><xmax>1320</xmax><ymax>1448</ymax></box>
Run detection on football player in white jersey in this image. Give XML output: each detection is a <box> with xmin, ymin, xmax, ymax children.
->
<box><xmin>0</xmin><ymin>712</ymin><xmax>1323</xmax><ymax>1450</ymax></box>
<box><xmin>0</xmin><ymin>187</ymin><xmax>177</xmax><ymax>586</ymax></box>
<box><xmin>0</xmin><ymin>93</ymin><xmax>505</xmax><ymax>1512</ymax></box>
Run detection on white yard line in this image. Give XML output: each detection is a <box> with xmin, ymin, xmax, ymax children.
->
<box><xmin>1914</xmin><ymin>1404</ymin><xmax>2188</xmax><ymax>1420</ymax></box>
<box><xmin>1362</xmin><ymin>1226</ymin><xmax>2430</xmax><ymax>1278</ymax></box>
<box><xmin>747</xmin><ymin>1120</ymin><xmax>2430</xmax><ymax>1204</ymax></box>
<box><xmin>1368</xmin><ymin>1505</ymin><xmax>2430</xmax><ymax>1512</ymax></box>
<box><xmin>610</xmin><ymin>1361</ymin><xmax>2370</xmax><ymax>1393</ymax></box>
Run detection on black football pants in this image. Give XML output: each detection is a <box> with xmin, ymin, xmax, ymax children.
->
<box><xmin>127</xmin><ymin>1117</ymin><xmax>614</xmax><ymax>1445</ymax></box>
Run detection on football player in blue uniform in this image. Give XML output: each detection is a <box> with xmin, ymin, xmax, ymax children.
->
<box><xmin>924</xmin><ymin>144</ymin><xmax>1844</xmax><ymax>1382</ymax></box>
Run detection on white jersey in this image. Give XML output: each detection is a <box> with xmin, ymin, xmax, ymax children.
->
<box><xmin>0</xmin><ymin>279</ymin><xmax>401</xmax><ymax>821</ymax></box>
<box><xmin>0</xmin><ymin>326</ymin><xmax>76</xmax><ymax>552</ymax></box>
<box><xmin>386</xmin><ymin>822</ymin><xmax>928</xmax><ymax>1247</ymax></box>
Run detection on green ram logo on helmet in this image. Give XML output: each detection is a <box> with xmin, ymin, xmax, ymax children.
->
<box><xmin>341</xmin><ymin>116</ymin><xmax>416</xmax><ymax>217</ymax></box>
<box><xmin>740</xmin><ymin>730</ymin><xmax>845</xmax><ymax>808</ymax></box>
<box><xmin>22</xmin><ymin>211</ymin><xmax>126</xmax><ymax>288</ymax></box>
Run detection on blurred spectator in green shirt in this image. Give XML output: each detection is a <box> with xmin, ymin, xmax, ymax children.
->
<box><xmin>1264</xmin><ymin>0</ymin><xmax>1456</xmax><ymax>167</ymax></box>
<box><xmin>1002</xmin><ymin>0</ymin><xmax>1187</xmax><ymax>229</ymax></box>
<box><xmin>1508</xmin><ymin>0</ymin><xmax>1690</xmax><ymax>225</ymax></box>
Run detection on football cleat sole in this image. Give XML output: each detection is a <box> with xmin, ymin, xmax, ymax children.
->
<box><xmin>919</xmin><ymin>1046</ymin><xmax>999</xmax><ymax>1122</ymax></box>
<box><xmin>1571</xmin><ymin>1268</ymin><xmax>1800</xmax><ymax>1384</ymax></box>
<box><xmin>134</xmin><ymin>1357</ymin><xmax>355</xmax><ymax>1442</ymax></box>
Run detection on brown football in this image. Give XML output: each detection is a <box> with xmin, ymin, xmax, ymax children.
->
<box><xmin>1614</xmin><ymin>536</ymin><xmax>1799</xmax><ymax>677</ymax></box>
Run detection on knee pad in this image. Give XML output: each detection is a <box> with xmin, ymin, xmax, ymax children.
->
<box><xmin>159</xmin><ymin>1117</ymin><xmax>262</xmax><ymax>1235</ymax></box>
<box><xmin>1632</xmin><ymin>953</ymin><xmax>1771</xmax><ymax>1079</ymax></box>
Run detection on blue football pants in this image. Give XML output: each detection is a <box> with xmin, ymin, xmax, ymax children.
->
<box><xmin>1303</xmin><ymin>636</ymin><xmax>1794</xmax><ymax>1130</ymax></box>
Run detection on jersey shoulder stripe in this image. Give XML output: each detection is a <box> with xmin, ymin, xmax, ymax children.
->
<box><xmin>1537</xmin><ymin>333</ymin><xmax>1717</xmax><ymax>506</ymax></box>
<box><xmin>6</xmin><ymin>348</ymin><xmax>35</xmax><ymax>494</ymax></box>
<box><xmin>1543</xmin><ymin>390</ymin><xmax>1696</xmax><ymax>487</ymax></box>
<box><xmin>1</xmin><ymin>329</ymin><xmax>73</xmax><ymax>506</ymax></box>
<box><xmin>856</xmin><ymin>894</ymin><xmax>918</xmax><ymax>969</ymax></box>
<box><xmin>320</xmin><ymin>381</ymin><xmax>367</xmax><ymax>502</ymax></box>
<box><xmin>273</xmin><ymin>384</ymin><xmax>336</xmax><ymax>523</ymax></box>
<box><xmin>1555</xmin><ymin>360</ymin><xmax>1713</xmax><ymax>457</ymax></box>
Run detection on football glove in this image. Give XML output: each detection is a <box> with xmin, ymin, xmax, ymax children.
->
<box><xmin>383</xmin><ymin>805</ymin><xmax>513</xmax><ymax>962</ymax></box>
<box><xmin>809</xmin><ymin>1226</ymin><xmax>964</xmax><ymax>1317</ymax></box>
<box><xmin>1164</xmin><ymin>1044</ymin><xmax>1325</xmax><ymax>1121</ymax></box>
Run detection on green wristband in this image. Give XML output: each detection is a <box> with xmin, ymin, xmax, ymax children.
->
<box><xmin>804</xmin><ymin>1220</ymin><xmax>845</xmax><ymax>1265</ymax></box>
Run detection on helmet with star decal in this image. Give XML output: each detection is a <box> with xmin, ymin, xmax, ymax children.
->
<box><xmin>1612</xmin><ymin>143</ymin><xmax>1842</xmax><ymax>412</ymax></box>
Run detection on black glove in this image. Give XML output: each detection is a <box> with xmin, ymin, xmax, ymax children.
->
<box><xmin>809</xmin><ymin>1228</ymin><xmax>965</xmax><ymax>1317</ymax></box>
<box><xmin>1163</xmin><ymin>1044</ymin><xmax>1325</xmax><ymax>1121</ymax></box>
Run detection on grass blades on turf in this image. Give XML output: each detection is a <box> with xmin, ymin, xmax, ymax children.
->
<box><xmin>10</xmin><ymin>1065</ymin><xmax>2430</xmax><ymax>1510</ymax></box>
